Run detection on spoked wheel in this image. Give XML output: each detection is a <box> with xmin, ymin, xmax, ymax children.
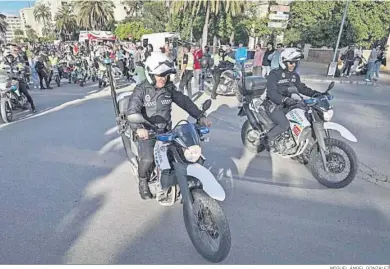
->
<box><xmin>241</xmin><ymin>120</ymin><xmax>265</xmax><ymax>153</ymax></box>
<box><xmin>183</xmin><ymin>188</ymin><xmax>231</xmax><ymax>263</ymax></box>
<box><xmin>1</xmin><ymin>99</ymin><xmax>13</xmax><ymax>123</ymax></box>
<box><xmin>309</xmin><ymin>138</ymin><xmax>358</xmax><ymax>188</ymax></box>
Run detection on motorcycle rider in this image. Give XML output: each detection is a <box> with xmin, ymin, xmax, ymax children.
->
<box><xmin>211</xmin><ymin>44</ymin><xmax>235</xmax><ymax>100</ymax></box>
<box><xmin>127</xmin><ymin>52</ymin><xmax>212</xmax><ymax>199</ymax></box>
<box><xmin>266</xmin><ymin>48</ymin><xmax>322</xmax><ymax>151</ymax></box>
<box><xmin>1</xmin><ymin>51</ymin><xmax>36</xmax><ymax>113</ymax></box>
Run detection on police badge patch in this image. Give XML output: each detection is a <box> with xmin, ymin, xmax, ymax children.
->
<box><xmin>145</xmin><ymin>94</ymin><xmax>151</xmax><ymax>102</ymax></box>
<box><xmin>282</xmin><ymin>72</ymin><xmax>285</xmax><ymax>78</ymax></box>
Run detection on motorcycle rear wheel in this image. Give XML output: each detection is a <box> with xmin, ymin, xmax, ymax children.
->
<box><xmin>183</xmin><ymin>188</ymin><xmax>231</xmax><ymax>263</ymax></box>
<box><xmin>241</xmin><ymin>120</ymin><xmax>266</xmax><ymax>153</ymax></box>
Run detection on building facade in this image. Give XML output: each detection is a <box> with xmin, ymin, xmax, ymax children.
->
<box><xmin>4</xmin><ymin>15</ymin><xmax>22</xmax><ymax>42</ymax></box>
<box><xmin>20</xmin><ymin>7</ymin><xmax>42</xmax><ymax>37</ymax></box>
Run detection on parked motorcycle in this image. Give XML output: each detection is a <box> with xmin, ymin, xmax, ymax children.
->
<box><xmin>239</xmin><ymin>80</ymin><xmax>358</xmax><ymax>189</ymax></box>
<box><xmin>204</xmin><ymin>61</ymin><xmax>244</xmax><ymax>102</ymax></box>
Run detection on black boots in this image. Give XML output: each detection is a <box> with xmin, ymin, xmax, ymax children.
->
<box><xmin>138</xmin><ymin>177</ymin><xmax>152</xmax><ymax>200</ymax></box>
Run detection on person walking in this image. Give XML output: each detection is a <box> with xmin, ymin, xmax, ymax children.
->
<box><xmin>365</xmin><ymin>44</ymin><xmax>380</xmax><ymax>82</ymax></box>
<box><xmin>262</xmin><ymin>43</ymin><xmax>274</xmax><ymax>77</ymax></box>
<box><xmin>374</xmin><ymin>47</ymin><xmax>384</xmax><ymax>79</ymax></box>
<box><xmin>341</xmin><ymin>45</ymin><xmax>355</xmax><ymax>78</ymax></box>
<box><xmin>179</xmin><ymin>44</ymin><xmax>194</xmax><ymax>98</ymax></box>
<box><xmin>193</xmin><ymin>43</ymin><xmax>203</xmax><ymax>91</ymax></box>
<box><xmin>252</xmin><ymin>43</ymin><xmax>264</xmax><ymax>77</ymax></box>
<box><xmin>268</xmin><ymin>43</ymin><xmax>284</xmax><ymax>71</ymax></box>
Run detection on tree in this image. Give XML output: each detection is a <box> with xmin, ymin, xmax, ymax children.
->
<box><xmin>141</xmin><ymin>1</ymin><xmax>169</xmax><ymax>33</ymax></box>
<box><xmin>286</xmin><ymin>0</ymin><xmax>390</xmax><ymax>48</ymax></box>
<box><xmin>0</xmin><ymin>13</ymin><xmax>8</xmax><ymax>34</ymax></box>
<box><xmin>25</xmin><ymin>25</ymin><xmax>38</xmax><ymax>42</ymax></box>
<box><xmin>77</xmin><ymin>0</ymin><xmax>115</xmax><ymax>30</ymax></box>
<box><xmin>171</xmin><ymin>0</ymin><xmax>246</xmax><ymax>47</ymax></box>
<box><xmin>34</xmin><ymin>3</ymin><xmax>51</xmax><ymax>26</ymax></box>
<box><xmin>114</xmin><ymin>21</ymin><xmax>152</xmax><ymax>40</ymax></box>
<box><xmin>13</xmin><ymin>28</ymin><xmax>24</xmax><ymax>42</ymax></box>
<box><xmin>55</xmin><ymin>5</ymin><xmax>77</xmax><ymax>39</ymax></box>
<box><xmin>121</xmin><ymin>0</ymin><xmax>144</xmax><ymax>18</ymax></box>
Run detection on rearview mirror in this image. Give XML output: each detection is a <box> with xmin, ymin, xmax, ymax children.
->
<box><xmin>287</xmin><ymin>86</ymin><xmax>298</xmax><ymax>94</ymax></box>
<box><xmin>127</xmin><ymin>113</ymin><xmax>146</xmax><ymax>124</ymax></box>
<box><xmin>202</xmin><ymin>99</ymin><xmax>212</xmax><ymax>111</ymax></box>
<box><xmin>327</xmin><ymin>81</ymin><xmax>335</xmax><ymax>91</ymax></box>
<box><xmin>239</xmin><ymin>57</ymin><xmax>247</xmax><ymax>61</ymax></box>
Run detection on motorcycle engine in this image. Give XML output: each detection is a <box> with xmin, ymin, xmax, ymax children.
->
<box><xmin>274</xmin><ymin>130</ymin><xmax>297</xmax><ymax>155</ymax></box>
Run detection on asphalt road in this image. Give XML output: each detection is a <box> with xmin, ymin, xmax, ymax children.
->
<box><xmin>0</xmin><ymin>79</ymin><xmax>389</xmax><ymax>264</ymax></box>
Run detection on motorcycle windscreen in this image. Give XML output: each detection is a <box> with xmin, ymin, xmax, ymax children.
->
<box><xmin>317</xmin><ymin>97</ymin><xmax>331</xmax><ymax>110</ymax></box>
<box><xmin>173</xmin><ymin>123</ymin><xmax>200</xmax><ymax>147</ymax></box>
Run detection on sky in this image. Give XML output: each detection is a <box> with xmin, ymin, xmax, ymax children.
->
<box><xmin>0</xmin><ymin>1</ymin><xmax>36</xmax><ymax>15</ymax></box>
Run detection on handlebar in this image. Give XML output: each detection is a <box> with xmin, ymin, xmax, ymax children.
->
<box><xmin>303</xmin><ymin>94</ymin><xmax>334</xmax><ymax>105</ymax></box>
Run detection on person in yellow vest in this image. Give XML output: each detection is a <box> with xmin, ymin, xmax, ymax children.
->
<box><xmin>48</xmin><ymin>50</ymin><xmax>59</xmax><ymax>86</ymax></box>
<box><xmin>179</xmin><ymin>44</ymin><xmax>194</xmax><ymax>98</ymax></box>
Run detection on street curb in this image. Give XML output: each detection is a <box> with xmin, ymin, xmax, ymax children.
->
<box><xmin>301</xmin><ymin>78</ymin><xmax>377</xmax><ymax>86</ymax></box>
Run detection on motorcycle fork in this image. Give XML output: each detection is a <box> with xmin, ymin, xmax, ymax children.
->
<box><xmin>312</xmin><ymin>112</ymin><xmax>329</xmax><ymax>172</ymax></box>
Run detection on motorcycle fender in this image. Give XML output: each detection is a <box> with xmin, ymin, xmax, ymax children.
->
<box><xmin>324</xmin><ymin>122</ymin><xmax>357</xmax><ymax>142</ymax></box>
<box><xmin>187</xmin><ymin>163</ymin><xmax>226</xmax><ymax>201</ymax></box>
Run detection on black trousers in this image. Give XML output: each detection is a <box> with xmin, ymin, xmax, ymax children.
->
<box><xmin>342</xmin><ymin>60</ymin><xmax>354</xmax><ymax>76</ymax></box>
<box><xmin>211</xmin><ymin>68</ymin><xmax>224</xmax><ymax>96</ymax></box>
<box><xmin>267</xmin><ymin>106</ymin><xmax>289</xmax><ymax>141</ymax></box>
<box><xmin>138</xmin><ymin>138</ymin><xmax>156</xmax><ymax>179</ymax></box>
<box><xmin>18</xmin><ymin>81</ymin><xmax>35</xmax><ymax>108</ymax></box>
<box><xmin>37</xmin><ymin>70</ymin><xmax>49</xmax><ymax>88</ymax></box>
<box><xmin>179</xmin><ymin>70</ymin><xmax>193</xmax><ymax>98</ymax></box>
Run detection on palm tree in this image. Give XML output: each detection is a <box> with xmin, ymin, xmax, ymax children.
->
<box><xmin>34</xmin><ymin>3</ymin><xmax>51</xmax><ymax>25</ymax></box>
<box><xmin>0</xmin><ymin>13</ymin><xmax>8</xmax><ymax>34</ymax></box>
<box><xmin>121</xmin><ymin>0</ymin><xmax>144</xmax><ymax>17</ymax></box>
<box><xmin>25</xmin><ymin>25</ymin><xmax>38</xmax><ymax>42</ymax></box>
<box><xmin>77</xmin><ymin>0</ymin><xmax>115</xmax><ymax>30</ymax></box>
<box><xmin>55</xmin><ymin>5</ymin><xmax>77</xmax><ymax>39</ymax></box>
<box><xmin>171</xmin><ymin>0</ymin><xmax>245</xmax><ymax>48</ymax></box>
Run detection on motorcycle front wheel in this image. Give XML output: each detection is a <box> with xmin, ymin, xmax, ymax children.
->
<box><xmin>1</xmin><ymin>98</ymin><xmax>13</xmax><ymax>123</ymax></box>
<box><xmin>309</xmin><ymin>138</ymin><xmax>358</xmax><ymax>189</ymax></box>
<box><xmin>55</xmin><ymin>76</ymin><xmax>61</xmax><ymax>87</ymax></box>
<box><xmin>183</xmin><ymin>188</ymin><xmax>231</xmax><ymax>263</ymax></box>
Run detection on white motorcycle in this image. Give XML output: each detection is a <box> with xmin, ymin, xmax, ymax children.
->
<box><xmin>119</xmin><ymin>98</ymin><xmax>231</xmax><ymax>263</ymax></box>
<box><xmin>239</xmin><ymin>81</ymin><xmax>359</xmax><ymax>189</ymax></box>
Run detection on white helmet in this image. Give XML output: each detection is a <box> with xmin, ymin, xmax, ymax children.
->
<box><xmin>279</xmin><ymin>47</ymin><xmax>304</xmax><ymax>70</ymax></box>
<box><xmin>144</xmin><ymin>52</ymin><xmax>176</xmax><ymax>84</ymax></box>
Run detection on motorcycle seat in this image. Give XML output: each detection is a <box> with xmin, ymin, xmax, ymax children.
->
<box><xmin>243</xmin><ymin>76</ymin><xmax>267</xmax><ymax>95</ymax></box>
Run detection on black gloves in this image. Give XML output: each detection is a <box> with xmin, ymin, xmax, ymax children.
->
<box><xmin>283</xmin><ymin>97</ymin><xmax>298</xmax><ymax>106</ymax></box>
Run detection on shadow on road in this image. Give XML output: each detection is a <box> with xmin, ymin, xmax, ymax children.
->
<box><xmin>0</xmin><ymin>92</ymin><xmax>128</xmax><ymax>264</ymax></box>
<box><xmin>111</xmin><ymin>182</ymin><xmax>390</xmax><ymax>264</ymax></box>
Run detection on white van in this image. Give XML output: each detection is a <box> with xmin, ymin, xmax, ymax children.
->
<box><xmin>141</xmin><ymin>32</ymin><xmax>180</xmax><ymax>50</ymax></box>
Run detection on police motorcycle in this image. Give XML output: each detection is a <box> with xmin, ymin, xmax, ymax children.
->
<box><xmin>0</xmin><ymin>64</ymin><xmax>28</xmax><ymax>123</ymax></box>
<box><xmin>238</xmin><ymin>63</ymin><xmax>359</xmax><ymax>188</ymax></box>
<box><xmin>103</xmin><ymin>57</ymin><xmax>231</xmax><ymax>263</ymax></box>
<box><xmin>72</xmin><ymin>57</ymin><xmax>87</xmax><ymax>86</ymax></box>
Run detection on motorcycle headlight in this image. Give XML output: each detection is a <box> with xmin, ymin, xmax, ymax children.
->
<box><xmin>184</xmin><ymin>145</ymin><xmax>202</xmax><ymax>163</ymax></box>
<box><xmin>323</xmin><ymin>109</ymin><xmax>334</xmax><ymax>121</ymax></box>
